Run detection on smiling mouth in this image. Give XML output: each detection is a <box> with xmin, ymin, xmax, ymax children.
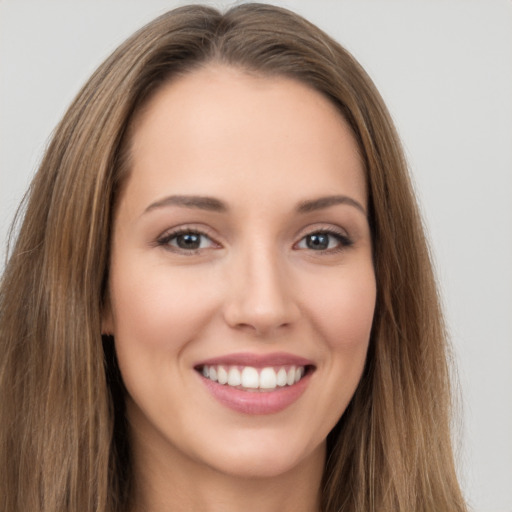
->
<box><xmin>196</xmin><ymin>364</ymin><xmax>314</xmax><ymax>392</ymax></box>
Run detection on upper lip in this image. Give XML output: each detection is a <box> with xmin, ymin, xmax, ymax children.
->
<box><xmin>194</xmin><ymin>352</ymin><xmax>314</xmax><ymax>368</ymax></box>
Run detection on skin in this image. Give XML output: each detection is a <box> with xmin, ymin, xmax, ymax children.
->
<box><xmin>103</xmin><ymin>65</ymin><xmax>376</xmax><ymax>512</ymax></box>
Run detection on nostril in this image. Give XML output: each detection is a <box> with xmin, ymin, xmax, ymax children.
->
<box><xmin>224</xmin><ymin>303</ymin><xmax>300</xmax><ymax>336</ymax></box>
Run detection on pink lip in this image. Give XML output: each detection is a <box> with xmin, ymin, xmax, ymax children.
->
<box><xmin>199</xmin><ymin>372</ymin><xmax>312</xmax><ymax>415</ymax></box>
<box><xmin>195</xmin><ymin>352</ymin><xmax>315</xmax><ymax>415</ymax></box>
<box><xmin>194</xmin><ymin>351</ymin><xmax>314</xmax><ymax>369</ymax></box>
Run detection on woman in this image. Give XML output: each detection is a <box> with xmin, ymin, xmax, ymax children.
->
<box><xmin>0</xmin><ymin>4</ymin><xmax>468</xmax><ymax>511</ymax></box>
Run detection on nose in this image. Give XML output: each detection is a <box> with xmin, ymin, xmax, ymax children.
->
<box><xmin>222</xmin><ymin>245</ymin><xmax>300</xmax><ymax>337</ymax></box>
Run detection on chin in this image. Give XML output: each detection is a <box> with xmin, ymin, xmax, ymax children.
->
<box><xmin>193</xmin><ymin>428</ymin><xmax>326</xmax><ymax>480</ymax></box>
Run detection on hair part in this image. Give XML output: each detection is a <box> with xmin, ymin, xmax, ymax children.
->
<box><xmin>0</xmin><ymin>4</ymin><xmax>467</xmax><ymax>511</ymax></box>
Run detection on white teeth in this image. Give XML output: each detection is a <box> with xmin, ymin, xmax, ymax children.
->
<box><xmin>260</xmin><ymin>367</ymin><xmax>277</xmax><ymax>389</ymax></box>
<box><xmin>276</xmin><ymin>367</ymin><xmax>287</xmax><ymax>387</ymax></box>
<box><xmin>202</xmin><ymin>364</ymin><xmax>307</xmax><ymax>390</ymax></box>
<box><xmin>217</xmin><ymin>366</ymin><xmax>228</xmax><ymax>385</ymax></box>
<box><xmin>286</xmin><ymin>367</ymin><xmax>295</xmax><ymax>386</ymax></box>
<box><xmin>241</xmin><ymin>367</ymin><xmax>259</xmax><ymax>388</ymax></box>
<box><xmin>227</xmin><ymin>367</ymin><xmax>241</xmax><ymax>386</ymax></box>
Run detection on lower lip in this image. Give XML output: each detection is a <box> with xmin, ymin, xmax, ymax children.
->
<box><xmin>199</xmin><ymin>372</ymin><xmax>312</xmax><ymax>415</ymax></box>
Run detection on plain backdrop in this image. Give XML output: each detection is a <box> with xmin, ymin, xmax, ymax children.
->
<box><xmin>1</xmin><ymin>1</ymin><xmax>511</xmax><ymax>510</ymax></box>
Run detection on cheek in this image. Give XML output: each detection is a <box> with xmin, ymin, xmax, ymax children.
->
<box><xmin>108</xmin><ymin>260</ymin><xmax>221</xmax><ymax>351</ymax></box>
<box><xmin>302</xmin><ymin>264</ymin><xmax>376</xmax><ymax>352</ymax></box>
<box><xmin>108</xmin><ymin>262</ymin><xmax>223</xmax><ymax>418</ymax></box>
<box><xmin>296</xmin><ymin>264</ymin><xmax>375</xmax><ymax>441</ymax></box>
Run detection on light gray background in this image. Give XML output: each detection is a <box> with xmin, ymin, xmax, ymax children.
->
<box><xmin>1</xmin><ymin>1</ymin><xmax>511</xmax><ymax>510</ymax></box>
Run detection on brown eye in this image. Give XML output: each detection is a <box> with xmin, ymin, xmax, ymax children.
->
<box><xmin>174</xmin><ymin>232</ymin><xmax>203</xmax><ymax>250</ymax></box>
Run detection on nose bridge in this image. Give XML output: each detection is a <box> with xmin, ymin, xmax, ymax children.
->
<box><xmin>223</xmin><ymin>236</ymin><xmax>299</xmax><ymax>335</ymax></box>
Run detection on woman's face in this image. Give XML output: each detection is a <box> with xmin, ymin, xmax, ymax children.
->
<box><xmin>104</xmin><ymin>65</ymin><xmax>376</xmax><ymax>480</ymax></box>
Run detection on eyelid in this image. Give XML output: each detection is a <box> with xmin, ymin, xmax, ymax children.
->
<box><xmin>153</xmin><ymin>222</ymin><xmax>353</xmax><ymax>255</ymax></box>
<box><xmin>155</xmin><ymin>224</ymin><xmax>222</xmax><ymax>253</ymax></box>
<box><xmin>295</xmin><ymin>223</ymin><xmax>350</xmax><ymax>239</ymax></box>
<box><xmin>293</xmin><ymin>224</ymin><xmax>353</xmax><ymax>252</ymax></box>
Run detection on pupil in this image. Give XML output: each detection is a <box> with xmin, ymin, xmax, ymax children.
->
<box><xmin>177</xmin><ymin>233</ymin><xmax>200</xmax><ymax>249</ymax></box>
<box><xmin>307</xmin><ymin>233</ymin><xmax>329</xmax><ymax>250</ymax></box>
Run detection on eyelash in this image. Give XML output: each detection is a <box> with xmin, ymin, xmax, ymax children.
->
<box><xmin>295</xmin><ymin>228</ymin><xmax>353</xmax><ymax>253</ymax></box>
<box><xmin>156</xmin><ymin>226</ymin><xmax>353</xmax><ymax>255</ymax></box>
<box><xmin>156</xmin><ymin>227</ymin><xmax>218</xmax><ymax>254</ymax></box>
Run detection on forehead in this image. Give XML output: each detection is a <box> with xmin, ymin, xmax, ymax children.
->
<box><xmin>122</xmin><ymin>64</ymin><xmax>366</xmax><ymax>213</ymax></box>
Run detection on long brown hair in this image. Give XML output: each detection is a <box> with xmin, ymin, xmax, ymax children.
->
<box><xmin>0</xmin><ymin>4</ymin><xmax>467</xmax><ymax>511</ymax></box>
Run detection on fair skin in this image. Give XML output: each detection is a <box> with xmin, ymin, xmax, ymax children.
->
<box><xmin>104</xmin><ymin>65</ymin><xmax>376</xmax><ymax>512</ymax></box>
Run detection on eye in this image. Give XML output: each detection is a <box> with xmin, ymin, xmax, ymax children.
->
<box><xmin>296</xmin><ymin>230</ymin><xmax>352</xmax><ymax>252</ymax></box>
<box><xmin>157</xmin><ymin>229</ymin><xmax>218</xmax><ymax>252</ymax></box>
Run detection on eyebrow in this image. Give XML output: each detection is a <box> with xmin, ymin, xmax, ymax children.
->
<box><xmin>296</xmin><ymin>195</ymin><xmax>367</xmax><ymax>216</ymax></box>
<box><xmin>144</xmin><ymin>195</ymin><xmax>228</xmax><ymax>214</ymax></box>
<box><xmin>143</xmin><ymin>193</ymin><xmax>366</xmax><ymax>216</ymax></box>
